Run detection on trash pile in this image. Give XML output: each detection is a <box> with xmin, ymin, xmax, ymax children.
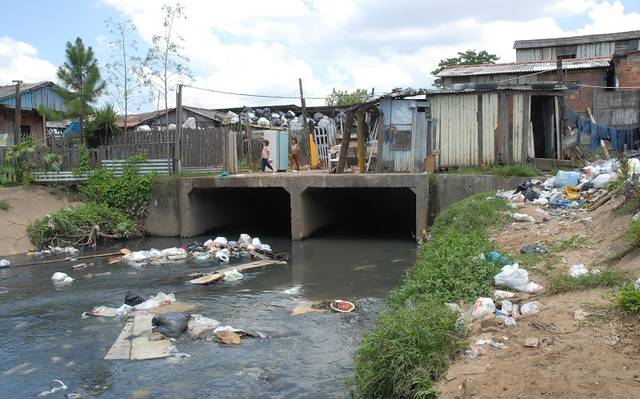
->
<box><xmin>230</xmin><ymin>108</ymin><xmax>345</xmax><ymax>129</ymax></box>
<box><xmin>496</xmin><ymin>158</ymin><xmax>621</xmax><ymax>210</ymax></box>
<box><xmin>120</xmin><ymin>233</ymin><xmax>275</xmax><ymax>266</ymax></box>
<box><xmin>33</xmin><ymin>246</ymin><xmax>80</xmax><ymax>258</ymax></box>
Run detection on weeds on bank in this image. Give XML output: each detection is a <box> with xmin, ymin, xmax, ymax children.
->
<box><xmin>0</xmin><ymin>199</ymin><xmax>9</xmax><ymax>211</ymax></box>
<box><xmin>548</xmin><ymin>234</ymin><xmax>595</xmax><ymax>252</ymax></box>
<box><xmin>448</xmin><ymin>164</ymin><xmax>541</xmax><ymax>178</ymax></box>
<box><xmin>547</xmin><ymin>270</ymin><xmax>630</xmax><ymax>294</ymax></box>
<box><xmin>616</xmin><ymin>286</ymin><xmax>640</xmax><ymax>313</ymax></box>
<box><xmin>354</xmin><ymin>193</ymin><xmax>509</xmax><ymax>398</ymax></box>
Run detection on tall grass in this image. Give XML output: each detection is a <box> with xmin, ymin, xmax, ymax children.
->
<box><xmin>354</xmin><ymin>193</ymin><xmax>509</xmax><ymax>398</ymax></box>
<box><xmin>450</xmin><ymin>164</ymin><xmax>541</xmax><ymax>177</ymax></box>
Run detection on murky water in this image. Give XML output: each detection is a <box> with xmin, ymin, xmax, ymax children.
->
<box><xmin>0</xmin><ymin>235</ymin><xmax>415</xmax><ymax>398</ymax></box>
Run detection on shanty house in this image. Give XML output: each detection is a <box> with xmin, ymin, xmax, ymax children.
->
<box><xmin>0</xmin><ymin>81</ymin><xmax>66</xmax><ymax>146</ymax></box>
<box><xmin>118</xmin><ymin>106</ymin><xmax>226</xmax><ymax>130</ymax></box>
<box><xmin>427</xmin><ymin>84</ymin><xmax>569</xmax><ymax>168</ymax></box>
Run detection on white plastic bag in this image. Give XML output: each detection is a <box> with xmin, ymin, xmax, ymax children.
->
<box><xmin>115</xmin><ymin>304</ymin><xmax>132</xmax><ymax>319</ymax></box>
<box><xmin>494</xmin><ymin>290</ymin><xmax>514</xmax><ymax>299</ymax></box>
<box><xmin>239</xmin><ymin>234</ymin><xmax>251</xmax><ymax>244</ymax></box>
<box><xmin>187</xmin><ymin>314</ymin><xmax>221</xmax><ymax>339</ymax></box>
<box><xmin>160</xmin><ymin>247</ymin><xmax>186</xmax><ymax>257</ymax></box>
<box><xmin>51</xmin><ymin>272</ymin><xmax>73</xmax><ymax>285</ymax></box>
<box><xmin>569</xmin><ymin>263</ymin><xmax>589</xmax><ymax>278</ymax></box>
<box><xmin>251</xmin><ymin>237</ymin><xmax>262</xmax><ymax>247</ymax></box>
<box><xmin>0</xmin><ymin>259</ymin><xmax>10</xmax><ymax>268</ymax></box>
<box><xmin>260</xmin><ymin>244</ymin><xmax>272</xmax><ymax>252</ymax></box>
<box><xmin>213</xmin><ymin>236</ymin><xmax>228</xmax><ymax>247</ymax></box>
<box><xmin>592</xmin><ymin>173</ymin><xmax>615</xmax><ymax>189</ymax></box>
<box><xmin>512</xmin><ymin>213</ymin><xmax>535</xmax><ymax>222</ymax></box>
<box><xmin>520</xmin><ymin>301</ymin><xmax>542</xmax><ymax>317</ymax></box>
<box><xmin>216</xmin><ymin>249</ymin><xmax>230</xmax><ymax>263</ymax></box>
<box><xmin>533</xmin><ymin>197</ymin><xmax>549</xmax><ymax>206</ymax></box>
<box><xmin>634</xmin><ymin>277</ymin><xmax>640</xmax><ymax>290</ymax></box>
<box><xmin>471</xmin><ymin>297</ymin><xmax>495</xmax><ymax>319</ymax></box>
<box><xmin>135</xmin><ymin>292</ymin><xmax>176</xmax><ymax>310</ymax></box>
<box><xmin>223</xmin><ymin>269</ymin><xmax>243</xmax><ymax>282</ymax></box>
<box><xmin>494</xmin><ymin>263</ymin><xmax>544</xmax><ymax>293</ymax></box>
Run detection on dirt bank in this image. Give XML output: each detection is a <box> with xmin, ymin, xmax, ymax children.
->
<box><xmin>0</xmin><ymin>186</ymin><xmax>76</xmax><ymax>256</ymax></box>
<box><xmin>436</xmin><ymin>197</ymin><xmax>640</xmax><ymax>399</ymax></box>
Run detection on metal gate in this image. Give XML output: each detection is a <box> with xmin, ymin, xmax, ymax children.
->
<box><xmin>314</xmin><ymin>123</ymin><xmax>336</xmax><ymax>169</ymax></box>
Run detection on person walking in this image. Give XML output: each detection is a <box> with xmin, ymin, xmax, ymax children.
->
<box><xmin>261</xmin><ymin>140</ymin><xmax>275</xmax><ymax>173</ymax></box>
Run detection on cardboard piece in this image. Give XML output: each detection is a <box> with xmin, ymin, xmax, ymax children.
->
<box><xmin>104</xmin><ymin>313</ymin><xmax>171</xmax><ymax>361</ymax></box>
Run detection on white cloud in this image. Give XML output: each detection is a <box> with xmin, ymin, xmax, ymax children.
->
<box><xmin>99</xmin><ymin>0</ymin><xmax>640</xmax><ymax>109</ymax></box>
<box><xmin>0</xmin><ymin>37</ymin><xmax>58</xmax><ymax>85</ymax></box>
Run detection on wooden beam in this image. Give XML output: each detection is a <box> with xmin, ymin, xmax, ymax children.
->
<box><xmin>477</xmin><ymin>94</ymin><xmax>483</xmax><ymax>165</ymax></box>
<box><xmin>521</xmin><ymin>94</ymin><xmax>530</xmax><ymax>162</ymax></box>
<box><xmin>189</xmin><ymin>259</ymin><xmax>288</xmax><ymax>285</ymax></box>
<box><xmin>336</xmin><ymin>112</ymin><xmax>353</xmax><ymax>173</ymax></box>
<box><xmin>356</xmin><ymin>109</ymin><xmax>366</xmax><ymax>173</ymax></box>
<box><xmin>376</xmin><ymin>113</ymin><xmax>385</xmax><ymax>173</ymax></box>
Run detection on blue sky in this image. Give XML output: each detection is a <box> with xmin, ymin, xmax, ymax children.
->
<box><xmin>2</xmin><ymin>0</ymin><xmax>640</xmax><ymax>111</ymax></box>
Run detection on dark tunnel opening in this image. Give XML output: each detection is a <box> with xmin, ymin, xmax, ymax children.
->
<box><xmin>192</xmin><ymin>187</ymin><xmax>292</xmax><ymax>237</ymax></box>
<box><xmin>301</xmin><ymin>187</ymin><xmax>416</xmax><ymax>239</ymax></box>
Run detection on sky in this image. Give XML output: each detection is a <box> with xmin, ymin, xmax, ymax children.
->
<box><xmin>1</xmin><ymin>0</ymin><xmax>640</xmax><ymax>112</ymax></box>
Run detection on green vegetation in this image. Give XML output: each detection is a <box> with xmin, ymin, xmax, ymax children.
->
<box><xmin>85</xmin><ymin>104</ymin><xmax>120</xmax><ymax>147</ymax></box>
<box><xmin>0</xmin><ymin>199</ymin><xmax>9</xmax><ymax>211</ymax></box>
<box><xmin>625</xmin><ymin>219</ymin><xmax>640</xmax><ymax>246</ymax></box>
<box><xmin>0</xmin><ymin>139</ymin><xmax>37</xmax><ymax>185</ymax></box>
<box><xmin>80</xmin><ymin>156</ymin><xmax>153</xmax><ymax>219</ymax></box>
<box><xmin>354</xmin><ymin>193</ymin><xmax>509</xmax><ymax>398</ymax></box>
<box><xmin>548</xmin><ymin>270</ymin><xmax>629</xmax><ymax>294</ymax></box>
<box><xmin>548</xmin><ymin>234</ymin><xmax>595</xmax><ymax>252</ymax></box>
<box><xmin>431</xmin><ymin>49</ymin><xmax>499</xmax><ymax>88</ymax></box>
<box><xmin>325</xmin><ymin>88</ymin><xmax>372</xmax><ymax>106</ymax></box>
<box><xmin>617</xmin><ymin>286</ymin><xmax>640</xmax><ymax>313</ymax></box>
<box><xmin>448</xmin><ymin>164</ymin><xmax>541</xmax><ymax>178</ymax></box>
<box><xmin>27</xmin><ymin>203</ymin><xmax>135</xmax><ymax>249</ymax></box>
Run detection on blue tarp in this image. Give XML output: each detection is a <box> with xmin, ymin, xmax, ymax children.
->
<box><xmin>63</xmin><ymin>120</ymin><xmax>80</xmax><ymax>136</ymax></box>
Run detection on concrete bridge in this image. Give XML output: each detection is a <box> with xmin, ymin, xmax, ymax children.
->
<box><xmin>145</xmin><ymin>173</ymin><xmax>522</xmax><ymax>240</ymax></box>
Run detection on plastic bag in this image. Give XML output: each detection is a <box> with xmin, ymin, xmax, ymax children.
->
<box><xmin>260</xmin><ymin>244</ymin><xmax>272</xmax><ymax>252</ymax></box>
<box><xmin>494</xmin><ymin>263</ymin><xmax>530</xmax><ymax>292</ymax></box>
<box><xmin>592</xmin><ymin>173</ymin><xmax>615</xmax><ymax>189</ymax></box>
<box><xmin>223</xmin><ymin>269</ymin><xmax>243</xmax><ymax>282</ymax></box>
<box><xmin>533</xmin><ymin>197</ymin><xmax>549</xmax><ymax>206</ymax></box>
<box><xmin>494</xmin><ymin>290</ymin><xmax>514</xmax><ymax>299</ymax></box>
<box><xmin>115</xmin><ymin>304</ymin><xmax>132</xmax><ymax>320</ymax></box>
<box><xmin>520</xmin><ymin>301</ymin><xmax>542</xmax><ymax>317</ymax></box>
<box><xmin>239</xmin><ymin>234</ymin><xmax>252</xmax><ymax>244</ymax></box>
<box><xmin>213</xmin><ymin>237</ymin><xmax>228</xmax><ymax>247</ymax></box>
<box><xmin>251</xmin><ymin>237</ymin><xmax>262</xmax><ymax>247</ymax></box>
<box><xmin>135</xmin><ymin>292</ymin><xmax>176</xmax><ymax>310</ymax></box>
<box><xmin>555</xmin><ymin>171</ymin><xmax>580</xmax><ymax>188</ymax></box>
<box><xmin>634</xmin><ymin>278</ymin><xmax>640</xmax><ymax>290</ymax></box>
<box><xmin>192</xmin><ymin>251</ymin><xmax>211</xmax><ymax>261</ymax></box>
<box><xmin>471</xmin><ymin>297</ymin><xmax>495</xmax><ymax>319</ymax></box>
<box><xmin>160</xmin><ymin>247</ymin><xmax>186</xmax><ymax>257</ymax></box>
<box><xmin>187</xmin><ymin>314</ymin><xmax>221</xmax><ymax>339</ymax></box>
<box><xmin>0</xmin><ymin>259</ymin><xmax>10</xmax><ymax>268</ymax></box>
<box><xmin>512</xmin><ymin>213</ymin><xmax>535</xmax><ymax>222</ymax></box>
<box><xmin>569</xmin><ymin>263</ymin><xmax>589</xmax><ymax>277</ymax></box>
<box><xmin>51</xmin><ymin>272</ymin><xmax>73</xmax><ymax>285</ymax></box>
<box><xmin>125</xmin><ymin>292</ymin><xmax>147</xmax><ymax>306</ymax></box>
<box><xmin>563</xmin><ymin>185</ymin><xmax>580</xmax><ymax>200</ymax></box>
<box><xmin>486</xmin><ymin>251</ymin><xmax>510</xmax><ymax>266</ymax></box>
<box><xmin>38</xmin><ymin>380</ymin><xmax>67</xmax><ymax>397</ymax></box>
<box><xmin>152</xmin><ymin>312</ymin><xmax>190</xmax><ymax>338</ymax></box>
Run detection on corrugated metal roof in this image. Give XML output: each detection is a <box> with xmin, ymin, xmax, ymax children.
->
<box><xmin>514</xmin><ymin>30</ymin><xmax>640</xmax><ymax>49</ymax></box>
<box><xmin>0</xmin><ymin>81</ymin><xmax>53</xmax><ymax>100</ymax></box>
<box><xmin>425</xmin><ymin>84</ymin><xmax>570</xmax><ymax>96</ymax></box>
<box><xmin>436</xmin><ymin>57</ymin><xmax>611</xmax><ymax>77</ymax></box>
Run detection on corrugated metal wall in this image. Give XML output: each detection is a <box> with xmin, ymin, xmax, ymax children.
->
<box><xmin>516</xmin><ymin>47</ymin><xmax>557</xmax><ymax>61</ymax></box>
<box><xmin>0</xmin><ymin>86</ymin><xmax>66</xmax><ymax>112</ymax></box>
<box><xmin>431</xmin><ymin>92</ymin><xmax>534</xmax><ymax>167</ymax></box>
<box><xmin>576</xmin><ymin>42</ymin><xmax>615</xmax><ymax>58</ymax></box>
<box><xmin>378</xmin><ymin>98</ymin><xmax>427</xmax><ymax>172</ymax></box>
<box><xmin>517</xmin><ymin>42</ymin><xmax>616</xmax><ymax>61</ymax></box>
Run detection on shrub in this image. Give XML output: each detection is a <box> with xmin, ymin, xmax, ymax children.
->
<box><xmin>80</xmin><ymin>156</ymin><xmax>153</xmax><ymax>219</ymax></box>
<box><xmin>0</xmin><ymin>199</ymin><xmax>9</xmax><ymax>211</ymax></box>
<box><xmin>354</xmin><ymin>298</ymin><xmax>466</xmax><ymax>399</ymax></box>
<box><xmin>27</xmin><ymin>203</ymin><xmax>135</xmax><ymax>249</ymax></box>
<box><xmin>431</xmin><ymin>193</ymin><xmax>510</xmax><ymax>236</ymax></box>
<box><xmin>625</xmin><ymin>220</ymin><xmax>640</xmax><ymax>246</ymax></box>
<box><xmin>617</xmin><ymin>286</ymin><xmax>640</xmax><ymax>313</ymax></box>
<box><xmin>0</xmin><ymin>139</ymin><xmax>37</xmax><ymax>185</ymax></box>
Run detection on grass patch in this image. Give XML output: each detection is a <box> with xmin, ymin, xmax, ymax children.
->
<box><xmin>617</xmin><ymin>286</ymin><xmax>640</xmax><ymax>313</ymax></box>
<box><xmin>27</xmin><ymin>203</ymin><xmax>136</xmax><ymax>249</ymax></box>
<box><xmin>548</xmin><ymin>234</ymin><xmax>595</xmax><ymax>252</ymax></box>
<box><xmin>354</xmin><ymin>193</ymin><xmax>508</xmax><ymax>398</ymax></box>
<box><xmin>354</xmin><ymin>297</ymin><xmax>467</xmax><ymax>399</ymax></box>
<box><xmin>547</xmin><ymin>269</ymin><xmax>630</xmax><ymax>294</ymax></box>
<box><xmin>0</xmin><ymin>199</ymin><xmax>9</xmax><ymax>211</ymax></box>
<box><xmin>447</xmin><ymin>164</ymin><xmax>541</xmax><ymax>177</ymax></box>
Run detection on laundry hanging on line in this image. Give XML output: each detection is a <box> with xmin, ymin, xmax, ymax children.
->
<box><xmin>563</xmin><ymin>105</ymin><xmax>639</xmax><ymax>151</ymax></box>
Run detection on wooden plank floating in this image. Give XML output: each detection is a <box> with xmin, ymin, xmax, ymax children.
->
<box><xmin>105</xmin><ymin>313</ymin><xmax>171</xmax><ymax>361</ymax></box>
<box><xmin>189</xmin><ymin>259</ymin><xmax>288</xmax><ymax>285</ymax></box>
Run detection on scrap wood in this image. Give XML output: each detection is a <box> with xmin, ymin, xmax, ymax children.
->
<box><xmin>105</xmin><ymin>313</ymin><xmax>171</xmax><ymax>361</ymax></box>
<box><xmin>86</xmin><ymin>306</ymin><xmax>118</xmax><ymax>318</ymax></box>
<box><xmin>189</xmin><ymin>259</ymin><xmax>288</xmax><ymax>285</ymax></box>
<box><xmin>589</xmin><ymin>192</ymin><xmax>613</xmax><ymax>211</ymax></box>
<box><xmin>14</xmin><ymin>248</ymin><xmax>129</xmax><ymax>268</ymax></box>
<box><xmin>148</xmin><ymin>303</ymin><xmax>195</xmax><ymax>314</ymax></box>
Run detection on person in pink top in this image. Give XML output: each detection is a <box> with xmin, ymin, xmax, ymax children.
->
<box><xmin>261</xmin><ymin>140</ymin><xmax>274</xmax><ymax>172</ymax></box>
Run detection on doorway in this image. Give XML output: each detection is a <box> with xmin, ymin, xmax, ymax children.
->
<box><xmin>530</xmin><ymin>96</ymin><xmax>556</xmax><ymax>158</ymax></box>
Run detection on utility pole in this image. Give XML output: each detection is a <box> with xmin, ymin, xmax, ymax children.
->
<box><xmin>175</xmin><ymin>84</ymin><xmax>183</xmax><ymax>173</ymax></box>
<box><xmin>556</xmin><ymin>59</ymin><xmax>564</xmax><ymax>83</ymax></box>
<box><xmin>12</xmin><ymin>80</ymin><xmax>22</xmax><ymax>145</ymax></box>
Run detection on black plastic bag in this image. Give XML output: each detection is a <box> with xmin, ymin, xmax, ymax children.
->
<box><xmin>125</xmin><ymin>292</ymin><xmax>147</xmax><ymax>306</ymax></box>
<box><xmin>152</xmin><ymin>312</ymin><xmax>190</xmax><ymax>338</ymax></box>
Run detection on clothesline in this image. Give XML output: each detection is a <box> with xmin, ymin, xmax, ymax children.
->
<box><xmin>564</xmin><ymin>105</ymin><xmax>639</xmax><ymax>152</ymax></box>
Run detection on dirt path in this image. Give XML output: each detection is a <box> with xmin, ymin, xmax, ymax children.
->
<box><xmin>436</xmin><ymin>198</ymin><xmax>640</xmax><ymax>399</ymax></box>
<box><xmin>0</xmin><ymin>186</ymin><xmax>76</xmax><ymax>256</ymax></box>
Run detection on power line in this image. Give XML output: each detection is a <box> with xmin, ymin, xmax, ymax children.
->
<box><xmin>575</xmin><ymin>83</ymin><xmax>640</xmax><ymax>89</ymax></box>
<box><xmin>492</xmin><ymin>69</ymin><xmax>551</xmax><ymax>83</ymax></box>
<box><xmin>182</xmin><ymin>84</ymin><xmax>327</xmax><ymax>100</ymax></box>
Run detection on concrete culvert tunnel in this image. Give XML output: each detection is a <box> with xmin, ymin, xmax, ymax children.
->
<box><xmin>189</xmin><ymin>187</ymin><xmax>292</xmax><ymax>237</ymax></box>
<box><xmin>299</xmin><ymin>187</ymin><xmax>416</xmax><ymax>239</ymax></box>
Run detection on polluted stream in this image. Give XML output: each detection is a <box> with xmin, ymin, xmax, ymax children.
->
<box><xmin>0</xmin><ymin>234</ymin><xmax>415</xmax><ymax>398</ymax></box>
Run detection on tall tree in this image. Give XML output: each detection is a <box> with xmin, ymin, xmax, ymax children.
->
<box><xmin>431</xmin><ymin>50</ymin><xmax>499</xmax><ymax>87</ymax></box>
<box><xmin>141</xmin><ymin>2</ymin><xmax>191</xmax><ymax>129</ymax></box>
<box><xmin>326</xmin><ymin>88</ymin><xmax>372</xmax><ymax>106</ymax></box>
<box><xmin>55</xmin><ymin>37</ymin><xmax>106</xmax><ymax>143</ymax></box>
<box><xmin>105</xmin><ymin>18</ymin><xmax>142</xmax><ymax>134</ymax></box>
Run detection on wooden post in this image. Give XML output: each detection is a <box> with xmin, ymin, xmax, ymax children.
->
<box><xmin>357</xmin><ymin>109</ymin><xmax>365</xmax><ymax>173</ymax></box>
<box><xmin>336</xmin><ymin>111</ymin><xmax>353</xmax><ymax>173</ymax></box>
<box><xmin>12</xmin><ymin>80</ymin><xmax>22</xmax><ymax>145</ymax></box>
<box><xmin>556</xmin><ymin>59</ymin><xmax>564</xmax><ymax>83</ymax></box>
<box><xmin>245</xmin><ymin>117</ymin><xmax>253</xmax><ymax>169</ymax></box>
<box><xmin>298</xmin><ymin>78</ymin><xmax>309</xmax><ymax>136</ymax></box>
<box><xmin>376</xmin><ymin>113</ymin><xmax>385</xmax><ymax>173</ymax></box>
<box><xmin>175</xmin><ymin>84</ymin><xmax>183</xmax><ymax>173</ymax></box>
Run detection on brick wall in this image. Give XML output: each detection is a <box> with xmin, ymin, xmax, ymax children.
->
<box><xmin>535</xmin><ymin>69</ymin><xmax>607</xmax><ymax>113</ymax></box>
<box><xmin>615</xmin><ymin>52</ymin><xmax>640</xmax><ymax>88</ymax></box>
